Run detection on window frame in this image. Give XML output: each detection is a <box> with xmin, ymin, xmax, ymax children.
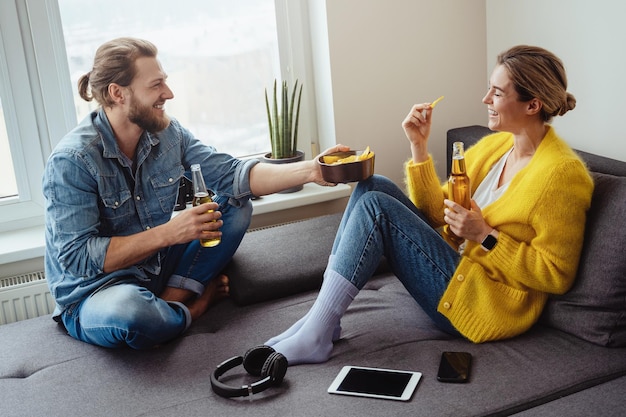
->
<box><xmin>0</xmin><ymin>0</ymin><xmax>318</xmax><ymax>234</ymax></box>
<box><xmin>0</xmin><ymin>0</ymin><xmax>49</xmax><ymax>233</ymax></box>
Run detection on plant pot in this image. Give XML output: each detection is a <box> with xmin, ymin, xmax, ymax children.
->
<box><xmin>261</xmin><ymin>150</ymin><xmax>305</xmax><ymax>193</ymax></box>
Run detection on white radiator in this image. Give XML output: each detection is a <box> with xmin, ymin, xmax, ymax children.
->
<box><xmin>0</xmin><ymin>271</ymin><xmax>55</xmax><ymax>325</ymax></box>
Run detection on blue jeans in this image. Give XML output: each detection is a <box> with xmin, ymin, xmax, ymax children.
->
<box><xmin>60</xmin><ymin>197</ymin><xmax>252</xmax><ymax>349</ymax></box>
<box><xmin>329</xmin><ymin>175</ymin><xmax>461</xmax><ymax>335</ymax></box>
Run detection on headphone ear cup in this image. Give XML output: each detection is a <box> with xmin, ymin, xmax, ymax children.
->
<box><xmin>242</xmin><ymin>345</ymin><xmax>275</xmax><ymax>376</ymax></box>
<box><xmin>261</xmin><ymin>351</ymin><xmax>288</xmax><ymax>385</ymax></box>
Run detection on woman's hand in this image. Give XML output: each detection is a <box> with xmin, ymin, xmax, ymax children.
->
<box><xmin>443</xmin><ymin>199</ymin><xmax>493</xmax><ymax>243</ymax></box>
<box><xmin>402</xmin><ymin>103</ymin><xmax>435</xmax><ymax>163</ymax></box>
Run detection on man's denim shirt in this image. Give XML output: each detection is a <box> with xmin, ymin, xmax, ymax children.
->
<box><xmin>43</xmin><ymin>109</ymin><xmax>258</xmax><ymax>316</ymax></box>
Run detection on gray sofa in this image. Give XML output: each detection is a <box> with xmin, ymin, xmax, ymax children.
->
<box><xmin>1</xmin><ymin>126</ymin><xmax>625</xmax><ymax>417</ymax></box>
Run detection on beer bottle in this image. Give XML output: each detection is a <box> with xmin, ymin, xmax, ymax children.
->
<box><xmin>190</xmin><ymin>164</ymin><xmax>221</xmax><ymax>247</ymax></box>
<box><xmin>446</xmin><ymin>142</ymin><xmax>471</xmax><ymax>245</ymax></box>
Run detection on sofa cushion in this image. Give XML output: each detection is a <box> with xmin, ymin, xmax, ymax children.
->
<box><xmin>541</xmin><ymin>172</ymin><xmax>626</xmax><ymax>347</ymax></box>
<box><xmin>2</xmin><ymin>275</ymin><xmax>626</xmax><ymax>417</ymax></box>
<box><xmin>224</xmin><ymin>213</ymin><xmax>342</xmax><ymax>306</ymax></box>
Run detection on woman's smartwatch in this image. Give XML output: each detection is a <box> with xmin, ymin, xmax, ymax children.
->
<box><xmin>481</xmin><ymin>230</ymin><xmax>498</xmax><ymax>251</ymax></box>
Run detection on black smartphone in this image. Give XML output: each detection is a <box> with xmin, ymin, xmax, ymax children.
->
<box><xmin>437</xmin><ymin>351</ymin><xmax>472</xmax><ymax>383</ymax></box>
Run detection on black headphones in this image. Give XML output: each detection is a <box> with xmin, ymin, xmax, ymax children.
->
<box><xmin>210</xmin><ymin>345</ymin><xmax>288</xmax><ymax>398</ymax></box>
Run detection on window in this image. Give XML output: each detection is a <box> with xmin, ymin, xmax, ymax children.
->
<box><xmin>0</xmin><ymin>0</ymin><xmax>317</xmax><ymax>233</ymax></box>
<box><xmin>0</xmin><ymin>97</ymin><xmax>18</xmax><ymax>199</ymax></box>
<box><xmin>59</xmin><ymin>0</ymin><xmax>283</xmax><ymax>157</ymax></box>
<box><xmin>0</xmin><ymin>0</ymin><xmax>49</xmax><ymax>233</ymax></box>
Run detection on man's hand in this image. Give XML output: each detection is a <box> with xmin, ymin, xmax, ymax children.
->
<box><xmin>249</xmin><ymin>144</ymin><xmax>350</xmax><ymax>196</ymax></box>
<box><xmin>166</xmin><ymin>202</ymin><xmax>223</xmax><ymax>245</ymax></box>
<box><xmin>311</xmin><ymin>144</ymin><xmax>351</xmax><ymax>186</ymax></box>
<box><xmin>103</xmin><ymin>202</ymin><xmax>222</xmax><ymax>273</ymax></box>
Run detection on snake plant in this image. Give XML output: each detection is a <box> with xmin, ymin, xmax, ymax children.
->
<box><xmin>265</xmin><ymin>79</ymin><xmax>303</xmax><ymax>159</ymax></box>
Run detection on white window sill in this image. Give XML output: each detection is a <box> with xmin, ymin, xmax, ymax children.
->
<box><xmin>250</xmin><ymin>183</ymin><xmax>351</xmax><ymax>215</ymax></box>
<box><xmin>0</xmin><ymin>225</ymin><xmax>46</xmax><ymax>265</ymax></box>
<box><xmin>0</xmin><ymin>183</ymin><xmax>351</xmax><ymax>265</ymax></box>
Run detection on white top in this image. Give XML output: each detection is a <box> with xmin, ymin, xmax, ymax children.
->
<box><xmin>472</xmin><ymin>147</ymin><xmax>514</xmax><ymax>210</ymax></box>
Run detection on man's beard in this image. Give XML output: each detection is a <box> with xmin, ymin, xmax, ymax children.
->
<box><xmin>128</xmin><ymin>97</ymin><xmax>170</xmax><ymax>134</ymax></box>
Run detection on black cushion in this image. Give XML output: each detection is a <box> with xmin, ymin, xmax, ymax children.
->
<box><xmin>541</xmin><ymin>172</ymin><xmax>626</xmax><ymax>346</ymax></box>
<box><xmin>224</xmin><ymin>213</ymin><xmax>342</xmax><ymax>305</ymax></box>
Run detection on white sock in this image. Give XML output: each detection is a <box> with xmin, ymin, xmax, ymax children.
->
<box><xmin>269</xmin><ymin>270</ymin><xmax>359</xmax><ymax>365</ymax></box>
<box><xmin>265</xmin><ymin>310</ymin><xmax>342</xmax><ymax>347</ymax></box>
<box><xmin>265</xmin><ymin>254</ymin><xmax>342</xmax><ymax>347</ymax></box>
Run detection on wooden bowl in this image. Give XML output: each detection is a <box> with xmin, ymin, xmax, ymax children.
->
<box><xmin>318</xmin><ymin>150</ymin><xmax>375</xmax><ymax>183</ymax></box>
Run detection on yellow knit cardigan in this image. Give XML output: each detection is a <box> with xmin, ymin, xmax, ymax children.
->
<box><xmin>405</xmin><ymin>126</ymin><xmax>593</xmax><ymax>343</ymax></box>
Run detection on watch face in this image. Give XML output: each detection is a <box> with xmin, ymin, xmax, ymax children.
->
<box><xmin>482</xmin><ymin>234</ymin><xmax>497</xmax><ymax>250</ymax></box>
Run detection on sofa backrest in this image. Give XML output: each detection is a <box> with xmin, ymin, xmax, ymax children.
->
<box><xmin>446</xmin><ymin>125</ymin><xmax>626</xmax><ymax>178</ymax></box>
<box><xmin>446</xmin><ymin>126</ymin><xmax>626</xmax><ymax>348</ymax></box>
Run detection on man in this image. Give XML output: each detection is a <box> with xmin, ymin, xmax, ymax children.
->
<box><xmin>43</xmin><ymin>37</ymin><xmax>345</xmax><ymax>349</ymax></box>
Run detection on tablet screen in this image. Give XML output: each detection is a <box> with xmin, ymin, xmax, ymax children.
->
<box><xmin>328</xmin><ymin>366</ymin><xmax>421</xmax><ymax>401</ymax></box>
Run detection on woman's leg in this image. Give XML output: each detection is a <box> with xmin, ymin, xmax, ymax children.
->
<box><xmin>266</xmin><ymin>176</ymin><xmax>400</xmax><ymax>346</ymax></box>
<box><xmin>266</xmin><ymin>175</ymin><xmax>433</xmax><ymax>346</ymax></box>
<box><xmin>267</xmin><ymin>176</ymin><xmax>460</xmax><ymax>365</ymax></box>
<box><xmin>332</xmin><ymin>188</ymin><xmax>461</xmax><ymax>333</ymax></box>
<box><xmin>330</xmin><ymin>175</ymin><xmax>409</xmax><ymax>255</ymax></box>
<box><xmin>265</xmin><ymin>177</ymin><xmax>394</xmax><ymax>347</ymax></box>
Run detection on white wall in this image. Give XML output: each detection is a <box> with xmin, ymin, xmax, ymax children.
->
<box><xmin>486</xmin><ymin>0</ymin><xmax>626</xmax><ymax>162</ymax></box>
<box><xmin>317</xmin><ymin>0</ymin><xmax>488</xmax><ymax>185</ymax></box>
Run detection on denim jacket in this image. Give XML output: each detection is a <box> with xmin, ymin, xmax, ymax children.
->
<box><xmin>43</xmin><ymin>108</ymin><xmax>258</xmax><ymax>314</ymax></box>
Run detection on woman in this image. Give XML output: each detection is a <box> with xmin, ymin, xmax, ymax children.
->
<box><xmin>265</xmin><ymin>45</ymin><xmax>594</xmax><ymax>365</ymax></box>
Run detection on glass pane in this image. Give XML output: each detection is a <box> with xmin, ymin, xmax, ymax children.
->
<box><xmin>0</xmin><ymin>95</ymin><xmax>19</xmax><ymax>199</ymax></box>
<box><xmin>58</xmin><ymin>0</ymin><xmax>280</xmax><ymax>157</ymax></box>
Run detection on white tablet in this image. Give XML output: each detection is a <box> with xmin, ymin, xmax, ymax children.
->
<box><xmin>327</xmin><ymin>366</ymin><xmax>422</xmax><ymax>401</ymax></box>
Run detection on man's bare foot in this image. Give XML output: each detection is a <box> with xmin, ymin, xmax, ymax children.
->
<box><xmin>186</xmin><ymin>275</ymin><xmax>230</xmax><ymax>320</ymax></box>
